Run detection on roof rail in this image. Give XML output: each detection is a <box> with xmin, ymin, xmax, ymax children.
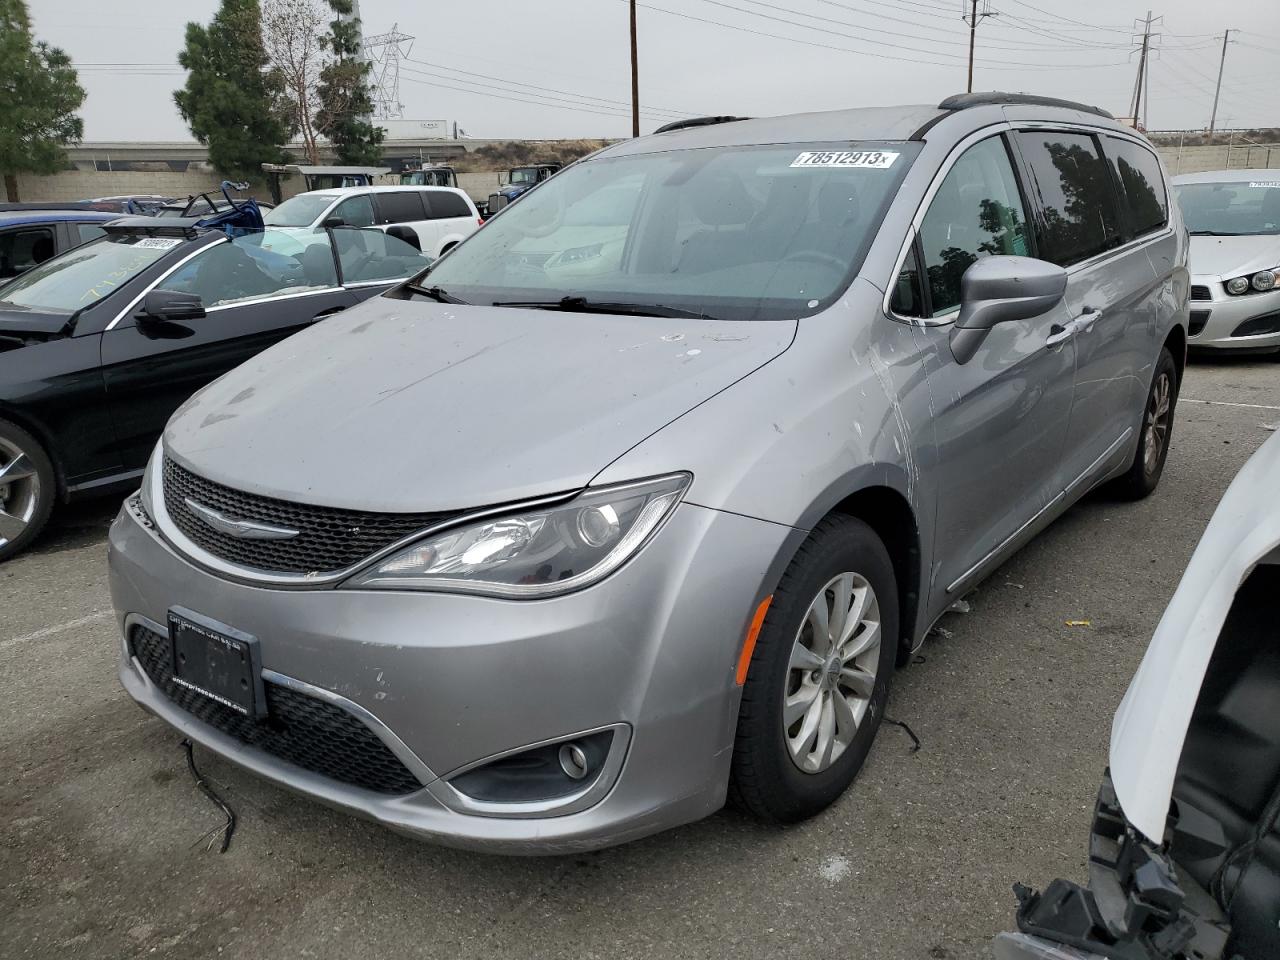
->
<box><xmin>938</xmin><ymin>92</ymin><xmax>1114</xmax><ymax>120</ymax></box>
<box><xmin>652</xmin><ymin>116</ymin><xmax>751</xmax><ymax>135</ymax></box>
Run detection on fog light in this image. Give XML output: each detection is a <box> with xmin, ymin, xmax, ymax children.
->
<box><xmin>1252</xmin><ymin>270</ymin><xmax>1277</xmax><ymax>292</ymax></box>
<box><xmin>1227</xmin><ymin>276</ymin><xmax>1251</xmax><ymax>295</ymax></box>
<box><xmin>448</xmin><ymin>729</ymin><xmax>614</xmax><ymax>804</ymax></box>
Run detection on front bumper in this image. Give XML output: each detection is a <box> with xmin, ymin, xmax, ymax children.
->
<box><xmin>109</xmin><ymin>495</ymin><xmax>793</xmax><ymax>853</ymax></box>
<box><xmin>1187</xmin><ymin>276</ymin><xmax>1280</xmax><ymax>352</ymax></box>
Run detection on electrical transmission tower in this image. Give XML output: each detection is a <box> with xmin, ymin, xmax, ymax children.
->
<box><xmin>364</xmin><ymin>25</ymin><xmax>414</xmax><ymax>120</ymax></box>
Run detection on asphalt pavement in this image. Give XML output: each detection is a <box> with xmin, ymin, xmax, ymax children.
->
<box><xmin>3</xmin><ymin>356</ymin><xmax>1278</xmax><ymax>960</ymax></box>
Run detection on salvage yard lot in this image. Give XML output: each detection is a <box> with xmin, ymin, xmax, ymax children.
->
<box><xmin>3</xmin><ymin>358</ymin><xmax>1277</xmax><ymax>960</ymax></box>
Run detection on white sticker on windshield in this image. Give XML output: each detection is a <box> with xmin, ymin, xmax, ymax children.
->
<box><xmin>134</xmin><ymin>237</ymin><xmax>183</xmax><ymax>249</ymax></box>
<box><xmin>1248</xmin><ymin>181</ymin><xmax>1280</xmax><ymax>188</ymax></box>
<box><xmin>790</xmin><ymin>150</ymin><xmax>899</xmax><ymax>169</ymax></box>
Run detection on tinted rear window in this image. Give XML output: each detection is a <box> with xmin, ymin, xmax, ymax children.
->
<box><xmin>376</xmin><ymin>192</ymin><xmax>426</xmax><ymax>224</ymax></box>
<box><xmin>427</xmin><ymin>191</ymin><xmax>472</xmax><ymax>220</ymax></box>
<box><xmin>1014</xmin><ymin>131</ymin><xmax>1121</xmax><ymax>267</ymax></box>
<box><xmin>1104</xmin><ymin>136</ymin><xmax>1167</xmax><ymax>237</ymax></box>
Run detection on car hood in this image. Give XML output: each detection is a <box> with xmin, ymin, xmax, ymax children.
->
<box><xmin>164</xmin><ymin>299</ymin><xmax>795</xmax><ymax>512</ymax></box>
<box><xmin>1188</xmin><ymin>233</ymin><xmax>1280</xmax><ymax>279</ymax></box>
<box><xmin>1109</xmin><ymin>428</ymin><xmax>1280</xmax><ymax>842</ymax></box>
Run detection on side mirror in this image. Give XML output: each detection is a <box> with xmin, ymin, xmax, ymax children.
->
<box><xmin>949</xmin><ymin>256</ymin><xmax>1067</xmax><ymax>364</ymax></box>
<box><xmin>138</xmin><ymin>289</ymin><xmax>205</xmax><ymax>323</ymax></box>
<box><xmin>322</xmin><ymin>216</ymin><xmax>345</xmax><ymax>228</ymax></box>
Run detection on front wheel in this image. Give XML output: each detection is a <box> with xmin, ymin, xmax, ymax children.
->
<box><xmin>729</xmin><ymin>515</ymin><xmax>898</xmax><ymax>823</ymax></box>
<box><xmin>0</xmin><ymin>418</ymin><xmax>55</xmax><ymax>562</ymax></box>
<box><xmin>1112</xmin><ymin>347</ymin><xmax>1178</xmax><ymax>500</ymax></box>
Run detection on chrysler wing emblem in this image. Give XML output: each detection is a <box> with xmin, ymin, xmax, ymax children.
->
<box><xmin>184</xmin><ymin>498</ymin><xmax>301</xmax><ymax>541</ymax></box>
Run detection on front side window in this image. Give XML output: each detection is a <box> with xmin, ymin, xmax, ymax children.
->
<box><xmin>159</xmin><ymin>229</ymin><xmax>338</xmax><ymax>308</ymax></box>
<box><xmin>0</xmin><ymin>234</ymin><xmax>176</xmax><ymax>313</ymax></box>
<box><xmin>419</xmin><ymin>141</ymin><xmax>921</xmax><ymax>322</ymax></box>
<box><xmin>333</xmin><ymin>227</ymin><xmax>433</xmax><ymax>283</ymax></box>
<box><xmin>1014</xmin><ymin>131</ymin><xmax>1120</xmax><ymax>267</ymax></box>
<box><xmin>919</xmin><ymin>136</ymin><xmax>1031</xmax><ymax>317</ymax></box>
<box><xmin>1104</xmin><ymin>136</ymin><xmax>1168</xmax><ymax>238</ymax></box>
<box><xmin>0</xmin><ymin>227</ymin><xmax>56</xmax><ymax>279</ymax></box>
<box><xmin>331</xmin><ymin>194</ymin><xmax>375</xmax><ymax>228</ymax></box>
<box><xmin>1175</xmin><ymin>180</ymin><xmax>1280</xmax><ymax>236</ymax></box>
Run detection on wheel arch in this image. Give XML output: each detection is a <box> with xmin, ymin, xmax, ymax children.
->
<box><xmin>0</xmin><ymin>401</ymin><xmax>66</xmax><ymax>500</ymax></box>
<box><xmin>1163</xmin><ymin>322</ymin><xmax>1187</xmax><ymax>387</ymax></box>
<box><xmin>767</xmin><ymin>473</ymin><xmax>925</xmax><ymax>666</ymax></box>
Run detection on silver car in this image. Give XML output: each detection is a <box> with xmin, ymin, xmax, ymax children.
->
<box><xmin>1174</xmin><ymin>169</ymin><xmax>1280</xmax><ymax>354</ymax></box>
<box><xmin>108</xmin><ymin>93</ymin><xmax>1189</xmax><ymax>853</ymax></box>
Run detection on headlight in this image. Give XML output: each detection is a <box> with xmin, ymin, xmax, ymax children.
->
<box><xmin>346</xmin><ymin>473</ymin><xmax>690</xmax><ymax>597</ymax></box>
<box><xmin>1226</xmin><ymin>276</ymin><xmax>1251</xmax><ymax>295</ymax></box>
<box><xmin>1225</xmin><ymin>269</ymin><xmax>1279</xmax><ymax>295</ymax></box>
<box><xmin>139</xmin><ymin>440</ymin><xmax>162</xmax><ymax>518</ymax></box>
<box><xmin>1252</xmin><ymin>269</ymin><xmax>1277</xmax><ymax>292</ymax></box>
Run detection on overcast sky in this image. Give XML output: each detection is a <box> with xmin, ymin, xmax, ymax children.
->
<box><xmin>30</xmin><ymin>0</ymin><xmax>1280</xmax><ymax>143</ymax></box>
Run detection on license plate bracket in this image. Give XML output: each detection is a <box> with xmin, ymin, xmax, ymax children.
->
<box><xmin>167</xmin><ymin>607</ymin><xmax>266</xmax><ymax>719</ymax></box>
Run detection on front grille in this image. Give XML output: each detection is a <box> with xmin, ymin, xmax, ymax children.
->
<box><xmin>488</xmin><ymin>193</ymin><xmax>508</xmax><ymax>212</ymax></box>
<box><xmin>162</xmin><ymin>457</ymin><xmax>455</xmax><ymax>575</ymax></box>
<box><xmin>1190</xmin><ymin>284</ymin><xmax>1212</xmax><ymax>301</ymax></box>
<box><xmin>129</xmin><ymin>625</ymin><xmax>423</xmax><ymax>795</ymax></box>
<box><xmin>1189</xmin><ymin>310</ymin><xmax>1210</xmax><ymax>337</ymax></box>
<box><xmin>1231</xmin><ymin>311</ymin><xmax>1280</xmax><ymax>338</ymax></box>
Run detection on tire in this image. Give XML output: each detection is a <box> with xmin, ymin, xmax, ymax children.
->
<box><xmin>729</xmin><ymin>515</ymin><xmax>898</xmax><ymax>823</ymax></box>
<box><xmin>1112</xmin><ymin>347</ymin><xmax>1178</xmax><ymax>500</ymax></box>
<box><xmin>0</xmin><ymin>418</ymin><xmax>56</xmax><ymax>562</ymax></box>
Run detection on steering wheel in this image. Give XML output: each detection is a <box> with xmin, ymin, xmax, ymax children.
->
<box><xmin>781</xmin><ymin>250</ymin><xmax>848</xmax><ymax>271</ymax></box>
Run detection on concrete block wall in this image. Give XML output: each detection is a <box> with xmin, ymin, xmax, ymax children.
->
<box><xmin>13</xmin><ymin>169</ymin><xmax>251</xmax><ymax>203</ymax></box>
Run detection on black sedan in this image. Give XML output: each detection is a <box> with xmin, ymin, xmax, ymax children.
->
<box><xmin>0</xmin><ymin>217</ymin><xmax>431</xmax><ymax>560</ymax></box>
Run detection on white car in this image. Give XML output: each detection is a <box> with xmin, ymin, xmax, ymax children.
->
<box><xmin>997</xmin><ymin>428</ymin><xmax>1280</xmax><ymax>960</ymax></box>
<box><xmin>1173</xmin><ymin>169</ymin><xmax>1280</xmax><ymax>354</ymax></box>
<box><xmin>264</xmin><ymin>186</ymin><xmax>481</xmax><ymax>259</ymax></box>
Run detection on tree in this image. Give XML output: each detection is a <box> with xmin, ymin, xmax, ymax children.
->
<box><xmin>262</xmin><ymin>0</ymin><xmax>327</xmax><ymax>165</ymax></box>
<box><xmin>316</xmin><ymin>0</ymin><xmax>384</xmax><ymax>165</ymax></box>
<box><xmin>174</xmin><ymin>0</ymin><xmax>291</xmax><ymax>182</ymax></box>
<box><xmin>0</xmin><ymin>0</ymin><xmax>85</xmax><ymax>202</ymax></box>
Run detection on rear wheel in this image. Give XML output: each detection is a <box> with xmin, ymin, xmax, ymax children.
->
<box><xmin>1113</xmin><ymin>347</ymin><xmax>1178</xmax><ymax>500</ymax></box>
<box><xmin>0</xmin><ymin>418</ymin><xmax>55</xmax><ymax>562</ymax></box>
<box><xmin>729</xmin><ymin>515</ymin><xmax>897</xmax><ymax>823</ymax></box>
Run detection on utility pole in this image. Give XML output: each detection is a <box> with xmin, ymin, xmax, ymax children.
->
<box><xmin>962</xmin><ymin>0</ymin><xmax>994</xmax><ymax>94</ymax></box>
<box><xmin>1129</xmin><ymin>11</ymin><xmax>1152</xmax><ymax>123</ymax></box>
<box><xmin>629</xmin><ymin>0</ymin><xmax>640</xmax><ymax>137</ymax></box>
<box><xmin>1208</xmin><ymin>29</ymin><xmax>1234</xmax><ymax>144</ymax></box>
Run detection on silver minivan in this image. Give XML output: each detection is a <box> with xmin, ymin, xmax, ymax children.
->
<box><xmin>109</xmin><ymin>93</ymin><xmax>1189</xmax><ymax>852</ymax></box>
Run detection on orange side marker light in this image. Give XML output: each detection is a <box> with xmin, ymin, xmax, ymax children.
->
<box><xmin>735</xmin><ymin>595</ymin><xmax>774</xmax><ymax>686</ymax></box>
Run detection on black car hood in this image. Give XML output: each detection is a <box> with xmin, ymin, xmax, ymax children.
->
<box><xmin>0</xmin><ymin>306</ymin><xmax>72</xmax><ymax>341</ymax></box>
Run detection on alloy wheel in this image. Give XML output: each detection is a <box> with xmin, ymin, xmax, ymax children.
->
<box><xmin>0</xmin><ymin>436</ymin><xmax>40</xmax><ymax>549</ymax></box>
<box><xmin>783</xmin><ymin>572</ymin><xmax>882</xmax><ymax>774</ymax></box>
<box><xmin>1143</xmin><ymin>372</ymin><xmax>1172</xmax><ymax>475</ymax></box>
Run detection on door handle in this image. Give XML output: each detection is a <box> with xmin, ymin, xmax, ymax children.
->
<box><xmin>312</xmin><ymin>306</ymin><xmax>346</xmax><ymax>321</ymax></box>
<box><xmin>1072</xmin><ymin>307</ymin><xmax>1101</xmax><ymax>333</ymax></box>
<box><xmin>1046</xmin><ymin>323</ymin><xmax>1075</xmax><ymax>348</ymax></box>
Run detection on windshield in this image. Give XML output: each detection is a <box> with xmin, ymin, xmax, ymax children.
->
<box><xmin>509</xmin><ymin>168</ymin><xmax>539</xmax><ymax>184</ymax></box>
<box><xmin>1175</xmin><ymin>179</ymin><xmax>1280</xmax><ymax>236</ymax></box>
<box><xmin>264</xmin><ymin>193</ymin><xmax>338</xmax><ymax>227</ymax></box>
<box><xmin>0</xmin><ymin>234</ymin><xmax>181</xmax><ymax>314</ymax></box>
<box><xmin>421</xmin><ymin>142</ymin><xmax>919</xmax><ymax>321</ymax></box>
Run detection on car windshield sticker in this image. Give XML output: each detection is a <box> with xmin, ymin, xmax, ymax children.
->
<box><xmin>134</xmin><ymin>237</ymin><xmax>183</xmax><ymax>249</ymax></box>
<box><xmin>790</xmin><ymin>151</ymin><xmax>899</xmax><ymax>169</ymax></box>
<box><xmin>1248</xmin><ymin>181</ymin><xmax>1280</xmax><ymax>188</ymax></box>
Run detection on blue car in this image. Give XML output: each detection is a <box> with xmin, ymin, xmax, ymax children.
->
<box><xmin>0</xmin><ymin>207</ymin><xmax>123</xmax><ymax>281</ymax></box>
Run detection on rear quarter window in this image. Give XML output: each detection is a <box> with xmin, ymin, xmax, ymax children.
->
<box><xmin>426</xmin><ymin>191</ymin><xmax>472</xmax><ymax>220</ymax></box>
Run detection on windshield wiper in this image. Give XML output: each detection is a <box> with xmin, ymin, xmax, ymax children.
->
<box><xmin>1189</xmin><ymin>230</ymin><xmax>1244</xmax><ymax>236</ymax></box>
<box><xmin>491</xmin><ymin>295</ymin><xmax>712</xmax><ymax>320</ymax></box>
<box><xmin>405</xmin><ymin>282</ymin><xmax>469</xmax><ymax>304</ymax></box>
